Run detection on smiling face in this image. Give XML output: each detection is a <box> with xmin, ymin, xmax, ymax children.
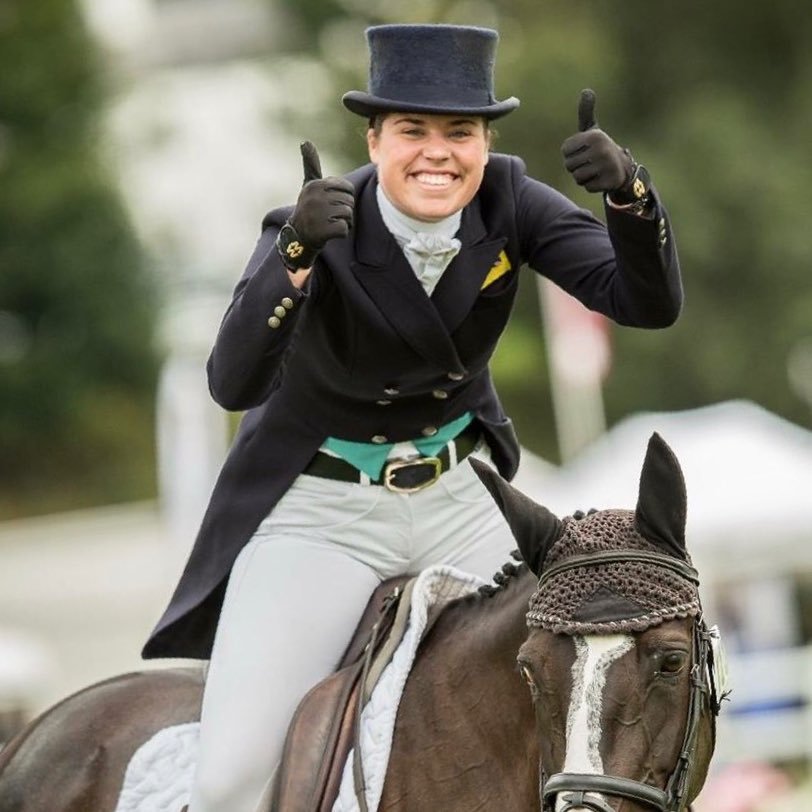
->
<box><xmin>366</xmin><ymin>112</ymin><xmax>491</xmax><ymax>222</ymax></box>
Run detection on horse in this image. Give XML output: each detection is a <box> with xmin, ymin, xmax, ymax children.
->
<box><xmin>0</xmin><ymin>433</ymin><xmax>723</xmax><ymax>811</ymax></box>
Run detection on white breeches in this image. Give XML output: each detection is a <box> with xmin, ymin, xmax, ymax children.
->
<box><xmin>187</xmin><ymin>452</ymin><xmax>515</xmax><ymax>812</ymax></box>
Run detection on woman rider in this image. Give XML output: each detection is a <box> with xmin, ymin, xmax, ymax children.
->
<box><xmin>143</xmin><ymin>23</ymin><xmax>684</xmax><ymax>812</ymax></box>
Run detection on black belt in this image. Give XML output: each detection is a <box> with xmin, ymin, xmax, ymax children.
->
<box><xmin>303</xmin><ymin>424</ymin><xmax>481</xmax><ymax>493</ymax></box>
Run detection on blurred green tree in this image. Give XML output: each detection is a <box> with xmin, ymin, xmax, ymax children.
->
<box><xmin>0</xmin><ymin>1</ymin><xmax>159</xmax><ymax>517</ymax></box>
<box><xmin>594</xmin><ymin>0</ymin><xmax>812</xmax><ymax>432</ymax></box>
<box><xmin>272</xmin><ymin>0</ymin><xmax>812</xmax><ymax>461</ymax></box>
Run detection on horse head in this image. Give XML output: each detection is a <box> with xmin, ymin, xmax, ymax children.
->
<box><xmin>472</xmin><ymin>433</ymin><xmax>724</xmax><ymax>812</ymax></box>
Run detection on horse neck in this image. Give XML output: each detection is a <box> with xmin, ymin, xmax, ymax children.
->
<box><xmin>439</xmin><ymin>567</ymin><xmax>537</xmax><ymax>666</ymax></box>
<box><xmin>384</xmin><ymin>567</ymin><xmax>540</xmax><ymax>808</ymax></box>
<box><xmin>419</xmin><ymin>566</ymin><xmax>538</xmax><ymax>744</ymax></box>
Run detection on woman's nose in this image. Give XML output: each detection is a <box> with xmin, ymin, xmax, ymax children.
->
<box><xmin>422</xmin><ymin>136</ymin><xmax>451</xmax><ymax>160</ymax></box>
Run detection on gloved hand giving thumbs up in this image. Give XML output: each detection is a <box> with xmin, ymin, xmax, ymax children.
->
<box><xmin>561</xmin><ymin>89</ymin><xmax>651</xmax><ymax>210</ymax></box>
<box><xmin>276</xmin><ymin>142</ymin><xmax>355</xmax><ymax>271</ymax></box>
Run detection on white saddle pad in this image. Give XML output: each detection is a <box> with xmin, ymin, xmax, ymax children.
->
<box><xmin>115</xmin><ymin>565</ymin><xmax>484</xmax><ymax>812</ymax></box>
<box><xmin>115</xmin><ymin>722</ymin><xmax>199</xmax><ymax>812</ymax></box>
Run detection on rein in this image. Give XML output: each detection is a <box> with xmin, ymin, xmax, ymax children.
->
<box><xmin>539</xmin><ymin>550</ymin><xmax>717</xmax><ymax>812</ymax></box>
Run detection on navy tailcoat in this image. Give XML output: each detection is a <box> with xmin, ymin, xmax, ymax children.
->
<box><xmin>143</xmin><ymin>153</ymin><xmax>682</xmax><ymax>660</ymax></box>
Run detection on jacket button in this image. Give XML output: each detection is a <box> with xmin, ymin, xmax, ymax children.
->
<box><xmin>447</xmin><ymin>372</ymin><xmax>464</xmax><ymax>381</ymax></box>
<box><xmin>274</xmin><ymin>305</ymin><xmax>287</xmax><ymax>318</ymax></box>
<box><xmin>376</xmin><ymin>400</ymin><xmax>392</xmax><ymax>406</ymax></box>
<box><xmin>383</xmin><ymin>386</ymin><xmax>400</xmax><ymax>396</ymax></box>
<box><xmin>281</xmin><ymin>297</ymin><xmax>294</xmax><ymax>310</ymax></box>
<box><xmin>421</xmin><ymin>426</ymin><xmax>438</xmax><ymax>437</ymax></box>
<box><xmin>432</xmin><ymin>389</ymin><xmax>448</xmax><ymax>400</ymax></box>
<box><xmin>371</xmin><ymin>434</ymin><xmax>388</xmax><ymax>444</ymax></box>
<box><xmin>268</xmin><ymin>316</ymin><xmax>282</xmax><ymax>329</ymax></box>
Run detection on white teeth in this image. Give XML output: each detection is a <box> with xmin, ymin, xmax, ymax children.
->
<box><xmin>415</xmin><ymin>173</ymin><xmax>454</xmax><ymax>186</ymax></box>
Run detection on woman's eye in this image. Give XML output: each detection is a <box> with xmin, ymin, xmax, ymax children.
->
<box><xmin>659</xmin><ymin>651</ymin><xmax>688</xmax><ymax>676</ymax></box>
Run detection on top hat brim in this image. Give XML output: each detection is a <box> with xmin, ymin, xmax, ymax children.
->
<box><xmin>342</xmin><ymin>91</ymin><xmax>520</xmax><ymax>121</ymax></box>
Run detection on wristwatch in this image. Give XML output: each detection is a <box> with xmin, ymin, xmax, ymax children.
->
<box><xmin>607</xmin><ymin>163</ymin><xmax>652</xmax><ymax>216</ymax></box>
<box><xmin>276</xmin><ymin>222</ymin><xmax>318</xmax><ymax>271</ymax></box>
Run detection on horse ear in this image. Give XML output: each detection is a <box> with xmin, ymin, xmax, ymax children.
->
<box><xmin>635</xmin><ymin>432</ymin><xmax>688</xmax><ymax>559</ymax></box>
<box><xmin>469</xmin><ymin>458</ymin><xmax>562</xmax><ymax>575</ymax></box>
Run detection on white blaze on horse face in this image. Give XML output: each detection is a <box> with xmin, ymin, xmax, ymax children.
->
<box><xmin>555</xmin><ymin>633</ymin><xmax>635</xmax><ymax>812</ymax></box>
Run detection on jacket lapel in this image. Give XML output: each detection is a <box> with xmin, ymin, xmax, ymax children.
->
<box><xmin>349</xmin><ymin>176</ymin><xmax>465</xmax><ymax>374</ymax></box>
<box><xmin>430</xmin><ymin>198</ymin><xmax>508</xmax><ymax>333</ymax></box>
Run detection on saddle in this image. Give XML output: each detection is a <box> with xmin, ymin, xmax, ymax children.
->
<box><xmin>271</xmin><ymin>575</ymin><xmax>413</xmax><ymax>812</ymax></box>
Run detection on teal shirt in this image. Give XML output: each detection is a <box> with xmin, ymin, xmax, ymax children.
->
<box><xmin>323</xmin><ymin>412</ymin><xmax>473</xmax><ymax>480</ymax></box>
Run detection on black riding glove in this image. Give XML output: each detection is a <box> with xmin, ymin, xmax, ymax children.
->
<box><xmin>276</xmin><ymin>141</ymin><xmax>355</xmax><ymax>271</ymax></box>
<box><xmin>561</xmin><ymin>89</ymin><xmax>651</xmax><ymax>211</ymax></box>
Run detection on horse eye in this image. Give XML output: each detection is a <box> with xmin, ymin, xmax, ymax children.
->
<box><xmin>659</xmin><ymin>651</ymin><xmax>688</xmax><ymax>676</ymax></box>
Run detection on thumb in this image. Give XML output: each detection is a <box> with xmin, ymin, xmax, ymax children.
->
<box><xmin>300</xmin><ymin>141</ymin><xmax>323</xmax><ymax>183</ymax></box>
<box><xmin>577</xmin><ymin>88</ymin><xmax>598</xmax><ymax>132</ymax></box>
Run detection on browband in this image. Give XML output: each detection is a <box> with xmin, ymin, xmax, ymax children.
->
<box><xmin>538</xmin><ymin>549</ymin><xmax>700</xmax><ymax>590</ymax></box>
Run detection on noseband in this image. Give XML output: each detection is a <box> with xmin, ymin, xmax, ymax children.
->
<box><xmin>547</xmin><ymin>775</ymin><xmax>667</xmax><ymax>811</ymax></box>
<box><xmin>538</xmin><ymin>550</ymin><xmax>724</xmax><ymax>812</ymax></box>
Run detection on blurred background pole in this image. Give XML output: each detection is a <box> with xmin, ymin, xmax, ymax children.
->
<box><xmin>788</xmin><ymin>337</ymin><xmax>812</xmax><ymax>422</ymax></box>
<box><xmin>156</xmin><ymin>293</ymin><xmax>229</xmax><ymax>562</ymax></box>
<box><xmin>537</xmin><ymin>277</ymin><xmax>610</xmax><ymax>462</ymax></box>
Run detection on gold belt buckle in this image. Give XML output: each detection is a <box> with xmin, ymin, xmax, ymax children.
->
<box><xmin>383</xmin><ymin>456</ymin><xmax>442</xmax><ymax>494</ymax></box>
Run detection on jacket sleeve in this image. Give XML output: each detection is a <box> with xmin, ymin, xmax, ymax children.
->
<box><xmin>514</xmin><ymin>157</ymin><xmax>683</xmax><ymax>328</ymax></box>
<box><xmin>206</xmin><ymin>217</ymin><xmax>314</xmax><ymax>411</ymax></box>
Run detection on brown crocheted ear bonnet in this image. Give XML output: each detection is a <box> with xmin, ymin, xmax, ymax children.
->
<box><xmin>525</xmin><ymin>508</ymin><xmax>701</xmax><ymax>634</ymax></box>
<box><xmin>471</xmin><ymin>432</ymin><xmax>701</xmax><ymax>635</ymax></box>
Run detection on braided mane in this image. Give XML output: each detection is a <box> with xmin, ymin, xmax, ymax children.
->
<box><xmin>479</xmin><ymin>549</ymin><xmax>527</xmax><ymax>597</ymax></box>
<box><xmin>478</xmin><ymin>508</ymin><xmax>596</xmax><ymax>598</ymax></box>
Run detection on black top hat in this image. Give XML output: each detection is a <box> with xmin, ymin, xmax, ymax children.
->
<box><xmin>342</xmin><ymin>24</ymin><xmax>520</xmax><ymax>121</ymax></box>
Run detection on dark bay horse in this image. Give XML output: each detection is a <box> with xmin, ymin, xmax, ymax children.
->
<box><xmin>0</xmin><ymin>434</ymin><xmax>722</xmax><ymax>811</ymax></box>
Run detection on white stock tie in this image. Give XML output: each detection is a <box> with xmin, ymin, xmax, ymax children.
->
<box><xmin>403</xmin><ymin>233</ymin><xmax>462</xmax><ymax>295</ymax></box>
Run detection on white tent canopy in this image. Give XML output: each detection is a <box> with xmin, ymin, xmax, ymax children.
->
<box><xmin>514</xmin><ymin>401</ymin><xmax>812</xmax><ymax>580</ymax></box>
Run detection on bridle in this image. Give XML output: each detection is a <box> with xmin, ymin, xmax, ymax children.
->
<box><xmin>537</xmin><ymin>550</ymin><xmax>726</xmax><ymax>812</ymax></box>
